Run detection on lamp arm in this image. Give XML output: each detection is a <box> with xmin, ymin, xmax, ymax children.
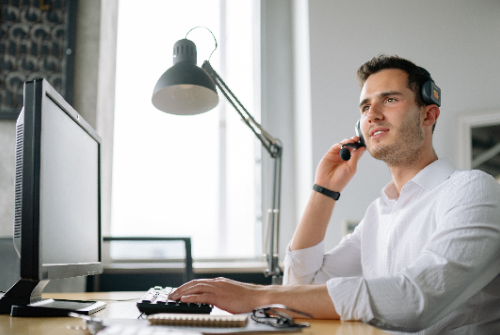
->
<box><xmin>201</xmin><ymin>60</ymin><xmax>283</xmax><ymax>283</ymax></box>
<box><xmin>201</xmin><ymin>61</ymin><xmax>282</xmax><ymax>158</ymax></box>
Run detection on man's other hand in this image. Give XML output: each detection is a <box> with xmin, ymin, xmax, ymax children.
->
<box><xmin>315</xmin><ymin>136</ymin><xmax>366</xmax><ymax>193</ymax></box>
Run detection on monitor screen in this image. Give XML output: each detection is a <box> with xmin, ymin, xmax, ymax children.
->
<box><xmin>0</xmin><ymin>79</ymin><xmax>105</xmax><ymax>316</ymax></box>
<box><xmin>39</xmin><ymin>92</ymin><xmax>99</xmax><ymax>269</ymax></box>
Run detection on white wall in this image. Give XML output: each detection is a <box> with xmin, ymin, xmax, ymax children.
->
<box><xmin>73</xmin><ymin>0</ymin><xmax>118</xmax><ymax>237</ymax></box>
<box><xmin>305</xmin><ymin>0</ymin><xmax>500</xmax><ymax>249</ymax></box>
<box><xmin>261</xmin><ymin>0</ymin><xmax>297</xmax><ymax>262</ymax></box>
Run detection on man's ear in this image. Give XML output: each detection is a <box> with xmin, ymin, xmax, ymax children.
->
<box><xmin>422</xmin><ymin>104</ymin><xmax>440</xmax><ymax>129</ymax></box>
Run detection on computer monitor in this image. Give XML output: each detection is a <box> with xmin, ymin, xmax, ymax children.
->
<box><xmin>0</xmin><ymin>79</ymin><xmax>105</xmax><ymax>316</ymax></box>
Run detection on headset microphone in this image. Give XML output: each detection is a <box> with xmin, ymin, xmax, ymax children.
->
<box><xmin>340</xmin><ymin>120</ymin><xmax>366</xmax><ymax>161</ymax></box>
<box><xmin>340</xmin><ymin>142</ymin><xmax>364</xmax><ymax>161</ymax></box>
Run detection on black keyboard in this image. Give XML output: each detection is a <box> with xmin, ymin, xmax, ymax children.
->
<box><xmin>137</xmin><ymin>286</ymin><xmax>212</xmax><ymax>315</ymax></box>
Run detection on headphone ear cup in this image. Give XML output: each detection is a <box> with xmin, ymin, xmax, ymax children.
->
<box><xmin>421</xmin><ymin>80</ymin><xmax>441</xmax><ymax>107</ymax></box>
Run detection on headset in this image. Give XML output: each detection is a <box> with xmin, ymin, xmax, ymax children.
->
<box><xmin>339</xmin><ymin>67</ymin><xmax>441</xmax><ymax>161</ymax></box>
<box><xmin>419</xmin><ymin>67</ymin><xmax>441</xmax><ymax>107</ymax></box>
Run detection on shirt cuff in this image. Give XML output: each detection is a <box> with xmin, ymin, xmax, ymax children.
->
<box><xmin>284</xmin><ymin>241</ymin><xmax>325</xmax><ymax>284</ymax></box>
<box><xmin>326</xmin><ymin>276</ymin><xmax>375</xmax><ymax>322</ymax></box>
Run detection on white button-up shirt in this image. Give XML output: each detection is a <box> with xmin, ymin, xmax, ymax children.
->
<box><xmin>284</xmin><ymin>158</ymin><xmax>500</xmax><ymax>334</ymax></box>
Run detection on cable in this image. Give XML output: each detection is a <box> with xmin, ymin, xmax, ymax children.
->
<box><xmin>185</xmin><ymin>26</ymin><xmax>218</xmax><ymax>61</ymax></box>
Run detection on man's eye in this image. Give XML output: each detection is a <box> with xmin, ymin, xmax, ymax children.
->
<box><xmin>386</xmin><ymin>98</ymin><xmax>396</xmax><ymax>103</ymax></box>
<box><xmin>362</xmin><ymin>105</ymin><xmax>370</xmax><ymax>112</ymax></box>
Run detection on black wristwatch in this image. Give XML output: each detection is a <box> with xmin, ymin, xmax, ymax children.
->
<box><xmin>313</xmin><ymin>184</ymin><xmax>340</xmax><ymax>200</ymax></box>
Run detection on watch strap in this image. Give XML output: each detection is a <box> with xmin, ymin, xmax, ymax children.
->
<box><xmin>313</xmin><ymin>184</ymin><xmax>340</xmax><ymax>200</ymax></box>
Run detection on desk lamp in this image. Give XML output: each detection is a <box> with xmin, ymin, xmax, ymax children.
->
<box><xmin>152</xmin><ymin>27</ymin><xmax>283</xmax><ymax>285</ymax></box>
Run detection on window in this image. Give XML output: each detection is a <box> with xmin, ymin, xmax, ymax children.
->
<box><xmin>111</xmin><ymin>0</ymin><xmax>261</xmax><ymax>260</ymax></box>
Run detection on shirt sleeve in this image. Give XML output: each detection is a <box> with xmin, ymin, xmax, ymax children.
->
<box><xmin>283</xmin><ymin>220</ymin><xmax>364</xmax><ymax>285</ymax></box>
<box><xmin>327</xmin><ymin>171</ymin><xmax>500</xmax><ymax>332</ymax></box>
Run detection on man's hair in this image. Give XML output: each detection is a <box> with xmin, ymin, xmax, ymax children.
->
<box><xmin>357</xmin><ymin>55</ymin><xmax>431</xmax><ymax>108</ymax></box>
<box><xmin>356</xmin><ymin>55</ymin><xmax>437</xmax><ymax>131</ymax></box>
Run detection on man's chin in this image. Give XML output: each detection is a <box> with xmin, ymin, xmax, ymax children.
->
<box><xmin>367</xmin><ymin>145</ymin><xmax>392</xmax><ymax>161</ymax></box>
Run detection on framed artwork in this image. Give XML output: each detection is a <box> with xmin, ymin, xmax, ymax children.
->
<box><xmin>0</xmin><ymin>0</ymin><xmax>77</xmax><ymax>119</ymax></box>
<box><xmin>457</xmin><ymin>110</ymin><xmax>500</xmax><ymax>182</ymax></box>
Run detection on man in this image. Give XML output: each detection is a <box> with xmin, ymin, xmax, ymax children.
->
<box><xmin>169</xmin><ymin>55</ymin><xmax>500</xmax><ymax>334</ymax></box>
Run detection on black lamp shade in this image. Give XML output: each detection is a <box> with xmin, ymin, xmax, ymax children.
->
<box><xmin>152</xmin><ymin>39</ymin><xmax>219</xmax><ymax>115</ymax></box>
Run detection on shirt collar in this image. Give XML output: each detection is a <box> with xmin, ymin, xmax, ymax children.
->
<box><xmin>411</xmin><ymin>158</ymin><xmax>456</xmax><ymax>191</ymax></box>
<box><xmin>381</xmin><ymin>158</ymin><xmax>457</xmax><ymax>202</ymax></box>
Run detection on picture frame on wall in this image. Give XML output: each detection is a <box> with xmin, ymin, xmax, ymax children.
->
<box><xmin>0</xmin><ymin>0</ymin><xmax>78</xmax><ymax>120</ymax></box>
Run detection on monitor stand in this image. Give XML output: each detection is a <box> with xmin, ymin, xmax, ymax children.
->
<box><xmin>0</xmin><ymin>279</ymin><xmax>105</xmax><ymax>317</ymax></box>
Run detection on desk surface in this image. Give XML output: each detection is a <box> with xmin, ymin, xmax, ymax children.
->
<box><xmin>0</xmin><ymin>292</ymin><xmax>389</xmax><ymax>335</ymax></box>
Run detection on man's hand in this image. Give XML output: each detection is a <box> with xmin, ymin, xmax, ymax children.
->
<box><xmin>315</xmin><ymin>136</ymin><xmax>366</xmax><ymax>193</ymax></box>
<box><xmin>290</xmin><ymin>137</ymin><xmax>365</xmax><ymax>251</ymax></box>
<box><xmin>169</xmin><ymin>278</ymin><xmax>340</xmax><ymax>319</ymax></box>
<box><xmin>168</xmin><ymin>278</ymin><xmax>267</xmax><ymax>314</ymax></box>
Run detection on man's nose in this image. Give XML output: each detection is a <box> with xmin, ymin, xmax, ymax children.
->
<box><xmin>366</xmin><ymin>102</ymin><xmax>383</xmax><ymax>123</ymax></box>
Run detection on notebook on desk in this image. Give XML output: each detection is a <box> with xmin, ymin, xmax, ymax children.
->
<box><xmin>148</xmin><ymin>313</ymin><xmax>248</xmax><ymax>327</ymax></box>
<box><xmin>93</xmin><ymin>316</ymin><xmax>303</xmax><ymax>335</ymax></box>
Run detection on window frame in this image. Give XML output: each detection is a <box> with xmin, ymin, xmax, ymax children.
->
<box><xmin>109</xmin><ymin>0</ymin><xmax>265</xmax><ymax>264</ymax></box>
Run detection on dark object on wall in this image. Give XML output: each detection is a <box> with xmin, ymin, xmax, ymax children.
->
<box><xmin>0</xmin><ymin>0</ymin><xmax>78</xmax><ymax>119</ymax></box>
<box><xmin>471</xmin><ymin>124</ymin><xmax>500</xmax><ymax>179</ymax></box>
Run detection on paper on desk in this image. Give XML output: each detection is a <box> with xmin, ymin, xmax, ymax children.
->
<box><xmin>99</xmin><ymin>315</ymin><xmax>304</xmax><ymax>334</ymax></box>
